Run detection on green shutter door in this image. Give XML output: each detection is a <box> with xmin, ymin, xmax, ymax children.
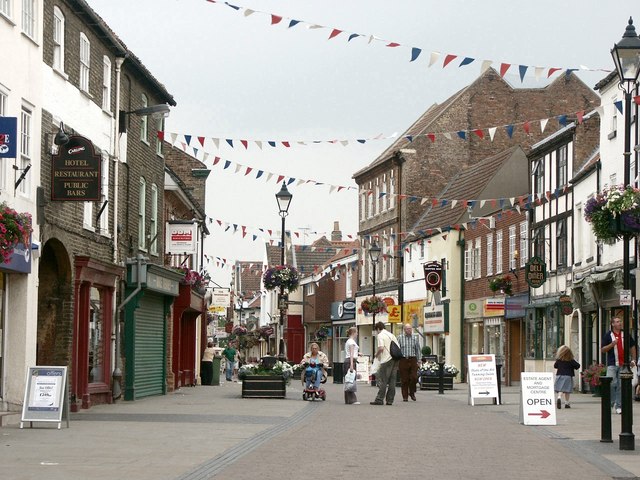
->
<box><xmin>133</xmin><ymin>292</ymin><xmax>166</xmax><ymax>399</ymax></box>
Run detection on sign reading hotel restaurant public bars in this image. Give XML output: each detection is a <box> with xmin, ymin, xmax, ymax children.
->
<box><xmin>525</xmin><ymin>256</ymin><xmax>547</xmax><ymax>288</ymax></box>
<box><xmin>51</xmin><ymin>135</ymin><xmax>101</xmax><ymax>201</ymax></box>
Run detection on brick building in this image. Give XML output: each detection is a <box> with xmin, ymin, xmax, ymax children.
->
<box><xmin>353</xmin><ymin>68</ymin><xmax>599</xmax><ymax>357</ymax></box>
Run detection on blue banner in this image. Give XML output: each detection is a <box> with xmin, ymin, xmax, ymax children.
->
<box><xmin>0</xmin><ymin>116</ymin><xmax>18</xmax><ymax>158</ymax></box>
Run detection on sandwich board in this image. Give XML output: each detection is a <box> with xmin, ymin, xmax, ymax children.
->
<box><xmin>20</xmin><ymin>366</ymin><xmax>69</xmax><ymax>429</ymax></box>
<box><xmin>467</xmin><ymin>354</ymin><xmax>500</xmax><ymax>405</ymax></box>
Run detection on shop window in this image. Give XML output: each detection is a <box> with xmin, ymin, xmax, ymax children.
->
<box><xmin>545</xmin><ymin>307</ymin><xmax>563</xmax><ymax>359</ymax></box>
<box><xmin>88</xmin><ymin>287</ymin><xmax>104</xmax><ymax>384</ymax></box>
<box><xmin>525</xmin><ymin>309</ymin><xmax>543</xmax><ymax>359</ymax></box>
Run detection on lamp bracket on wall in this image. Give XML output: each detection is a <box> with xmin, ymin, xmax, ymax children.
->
<box><xmin>13</xmin><ymin>163</ymin><xmax>31</xmax><ymax>191</ymax></box>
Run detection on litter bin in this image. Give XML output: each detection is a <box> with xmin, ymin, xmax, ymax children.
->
<box><xmin>211</xmin><ymin>356</ymin><xmax>221</xmax><ymax>386</ymax></box>
<box><xmin>333</xmin><ymin>361</ymin><xmax>344</xmax><ymax>384</ymax></box>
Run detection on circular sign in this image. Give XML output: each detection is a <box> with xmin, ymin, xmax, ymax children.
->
<box><xmin>426</xmin><ymin>271</ymin><xmax>441</xmax><ymax>289</ymax></box>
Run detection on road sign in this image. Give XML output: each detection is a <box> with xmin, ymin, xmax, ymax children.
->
<box><xmin>519</xmin><ymin>372</ymin><xmax>556</xmax><ymax>426</ymax></box>
<box><xmin>467</xmin><ymin>354</ymin><xmax>500</xmax><ymax>405</ymax></box>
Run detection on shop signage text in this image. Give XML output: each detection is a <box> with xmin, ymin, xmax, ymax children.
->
<box><xmin>51</xmin><ymin>135</ymin><xmax>101</xmax><ymax>201</ymax></box>
<box><xmin>525</xmin><ymin>256</ymin><xmax>547</xmax><ymax>288</ymax></box>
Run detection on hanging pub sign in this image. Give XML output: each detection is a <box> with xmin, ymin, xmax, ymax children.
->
<box><xmin>51</xmin><ymin>135</ymin><xmax>101</xmax><ymax>201</ymax></box>
<box><xmin>0</xmin><ymin>117</ymin><xmax>18</xmax><ymax>158</ymax></box>
<box><xmin>525</xmin><ymin>256</ymin><xmax>547</xmax><ymax>288</ymax></box>
<box><xmin>423</xmin><ymin>261</ymin><xmax>442</xmax><ymax>292</ymax></box>
<box><xmin>559</xmin><ymin>295</ymin><xmax>573</xmax><ymax>315</ymax></box>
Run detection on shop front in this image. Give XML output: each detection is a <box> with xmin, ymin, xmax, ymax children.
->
<box><xmin>504</xmin><ymin>293</ymin><xmax>528</xmax><ymax>386</ymax></box>
<box><xmin>355</xmin><ymin>291</ymin><xmax>399</xmax><ymax>358</ymax></box>
<box><xmin>124</xmin><ymin>262</ymin><xmax>182</xmax><ymax>401</ymax></box>
<box><xmin>524</xmin><ymin>296</ymin><xmax>565</xmax><ymax>373</ymax></box>
<box><xmin>171</xmin><ymin>283</ymin><xmax>205</xmax><ymax>390</ymax></box>
<box><xmin>330</xmin><ymin>299</ymin><xmax>356</xmax><ymax>383</ymax></box>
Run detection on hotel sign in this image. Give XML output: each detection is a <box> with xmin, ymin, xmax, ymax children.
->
<box><xmin>51</xmin><ymin>135</ymin><xmax>101</xmax><ymax>201</ymax></box>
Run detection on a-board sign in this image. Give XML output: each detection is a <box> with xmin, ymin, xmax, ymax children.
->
<box><xmin>467</xmin><ymin>354</ymin><xmax>500</xmax><ymax>405</ymax></box>
<box><xmin>519</xmin><ymin>372</ymin><xmax>556</xmax><ymax>426</ymax></box>
<box><xmin>20</xmin><ymin>366</ymin><xmax>69</xmax><ymax>429</ymax></box>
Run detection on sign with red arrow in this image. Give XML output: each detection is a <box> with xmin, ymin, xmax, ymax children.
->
<box><xmin>520</xmin><ymin>373</ymin><xmax>557</xmax><ymax>426</ymax></box>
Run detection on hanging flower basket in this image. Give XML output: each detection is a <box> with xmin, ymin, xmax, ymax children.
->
<box><xmin>262</xmin><ymin>265</ymin><xmax>300</xmax><ymax>292</ymax></box>
<box><xmin>488</xmin><ymin>275</ymin><xmax>513</xmax><ymax>296</ymax></box>
<box><xmin>314</xmin><ymin>326</ymin><xmax>330</xmax><ymax>341</ymax></box>
<box><xmin>585</xmin><ymin>185</ymin><xmax>640</xmax><ymax>245</ymax></box>
<box><xmin>259</xmin><ymin>325</ymin><xmax>274</xmax><ymax>339</ymax></box>
<box><xmin>0</xmin><ymin>202</ymin><xmax>33</xmax><ymax>263</ymax></box>
<box><xmin>178</xmin><ymin>268</ymin><xmax>210</xmax><ymax>293</ymax></box>
<box><xmin>361</xmin><ymin>296</ymin><xmax>387</xmax><ymax>315</ymax></box>
<box><xmin>232</xmin><ymin>325</ymin><xmax>248</xmax><ymax>336</ymax></box>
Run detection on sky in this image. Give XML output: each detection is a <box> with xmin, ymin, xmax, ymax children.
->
<box><xmin>85</xmin><ymin>0</ymin><xmax>637</xmax><ymax>288</ymax></box>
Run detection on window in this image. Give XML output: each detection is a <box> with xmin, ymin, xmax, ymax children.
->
<box><xmin>533</xmin><ymin>227</ymin><xmax>545</xmax><ymax>260</ymax></box>
<box><xmin>53</xmin><ymin>7</ymin><xmax>65</xmax><ymax>72</ymax></box>
<box><xmin>79</xmin><ymin>33</ymin><xmax>90</xmax><ymax>92</ymax></box>
<box><xmin>0</xmin><ymin>89</ymin><xmax>6</xmax><ymax>115</ymax></box>
<box><xmin>557</xmin><ymin>145</ymin><xmax>567</xmax><ymax>188</ymax></box>
<box><xmin>519</xmin><ymin>221</ymin><xmax>528</xmax><ymax>267</ymax></box>
<box><xmin>419</xmin><ymin>240</ymin><xmax>425</xmax><ymax>259</ymax></box>
<box><xmin>0</xmin><ymin>90</ymin><xmax>6</xmax><ymax>190</ymax></box>
<box><xmin>18</xmin><ymin>106</ymin><xmax>32</xmax><ymax>196</ymax></box>
<box><xmin>533</xmin><ymin>159</ymin><xmax>545</xmax><ymax>195</ymax></box>
<box><xmin>99</xmin><ymin>154</ymin><xmax>109</xmax><ymax>233</ymax></box>
<box><xmin>22</xmin><ymin>0</ymin><xmax>36</xmax><ymax>39</ymax></box>
<box><xmin>140</xmin><ymin>94</ymin><xmax>148</xmax><ymax>142</ymax></box>
<box><xmin>495</xmin><ymin>230</ymin><xmax>503</xmax><ymax>274</ymax></box>
<box><xmin>367</xmin><ymin>183</ymin><xmax>373</xmax><ymax>219</ymax></box>
<box><xmin>508</xmin><ymin>225</ymin><xmax>516</xmax><ymax>271</ymax></box>
<box><xmin>556</xmin><ymin>219</ymin><xmax>567</xmax><ymax>267</ymax></box>
<box><xmin>83</xmin><ymin>201</ymin><xmax>93</xmax><ymax>229</ymax></box>
<box><xmin>102</xmin><ymin>57</ymin><xmax>111</xmax><ymax>112</ymax></box>
<box><xmin>525</xmin><ymin>309</ymin><xmax>543</xmax><ymax>359</ymax></box>
<box><xmin>360</xmin><ymin>189</ymin><xmax>366</xmax><ymax>220</ymax></box>
<box><xmin>389</xmin><ymin>171</ymin><xmax>395</xmax><ymax>209</ymax></box>
<box><xmin>486</xmin><ymin>233</ymin><xmax>493</xmax><ymax>276</ymax></box>
<box><xmin>138</xmin><ymin>177</ymin><xmax>146</xmax><ymax>250</ymax></box>
<box><xmin>611</xmin><ymin>95</ymin><xmax>618</xmax><ymax>138</ymax></box>
<box><xmin>473</xmin><ymin>238</ymin><xmax>481</xmax><ymax>279</ymax></box>
<box><xmin>374</xmin><ymin>180</ymin><xmax>380</xmax><ymax>216</ymax></box>
<box><xmin>389</xmin><ymin>229</ymin><xmax>395</xmax><ymax>278</ymax></box>
<box><xmin>156</xmin><ymin>117</ymin><xmax>164</xmax><ymax>156</ymax></box>
<box><xmin>0</xmin><ymin>0</ymin><xmax>11</xmax><ymax>18</ymax></box>
<box><xmin>464</xmin><ymin>244</ymin><xmax>472</xmax><ymax>280</ymax></box>
<box><xmin>345</xmin><ymin>267</ymin><xmax>352</xmax><ymax>298</ymax></box>
<box><xmin>525</xmin><ymin>307</ymin><xmax>565</xmax><ymax>360</ymax></box>
<box><xmin>305</xmin><ymin>283</ymin><xmax>315</xmax><ymax>296</ymax></box>
<box><xmin>149</xmin><ymin>184</ymin><xmax>158</xmax><ymax>255</ymax></box>
<box><xmin>88</xmin><ymin>287</ymin><xmax>105</xmax><ymax>384</ymax></box>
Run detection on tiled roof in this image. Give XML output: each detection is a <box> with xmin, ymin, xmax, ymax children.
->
<box><xmin>571</xmin><ymin>150</ymin><xmax>600</xmax><ymax>184</ymax></box>
<box><xmin>235</xmin><ymin>261</ymin><xmax>263</xmax><ymax>296</ymax></box>
<box><xmin>409</xmin><ymin>146</ymin><xmax>524</xmax><ymax>237</ymax></box>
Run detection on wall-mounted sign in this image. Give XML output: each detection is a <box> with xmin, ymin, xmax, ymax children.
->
<box><xmin>51</xmin><ymin>135</ymin><xmax>101</xmax><ymax>201</ymax></box>
<box><xmin>423</xmin><ymin>261</ymin><xmax>442</xmax><ymax>291</ymax></box>
<box><xmin>423</xmin><ymin>304</ymin><xmax>445</xmax><ymax>333</ymax></box>
<box><xmin>559</xmin><ymin>295</ymin><xmax>573</xmax><ymax>315</ymax></box>
<box><xmin>211</xmin><ymin>288</ymin><xmax>231</xmax><ymax>307</ymax></box>
<box><xmin>484</xmin><ymin>298</ymin><xmax>505</xmax><ymax>317</ymax></box>
<box><xmin>166</xmin><ymin>221</ymin><xmax>197</xmax><ymax>254</ymax></box>
<box><xmin>0</xmin><ymin>117</ymin><xmax>17</xmax><ymax>158</ymax></box>
<box><xmin>331</xmin><ymin>300</ymin><xmax>356</xmax><ymax>321</ymax></box>
<box><xmin>525</xmin><ymin>256</ymin><xmax>547</xmax><ymax>288</ymax></box>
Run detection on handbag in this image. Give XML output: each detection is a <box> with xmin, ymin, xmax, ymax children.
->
<box><xmin>390</xmin><ymin>340</ymin><xmax>404</xmax><ymax>360</ymax></box>
<box><xmin>344</xmin><ymin>369</ymin><xmax>357</xmax><ymax>392</ymax></box>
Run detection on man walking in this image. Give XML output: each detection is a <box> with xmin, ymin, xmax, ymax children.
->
<box><xmin>222</xmin><ymin>342</ymin><xmax>237</xmax><ymax>382</ymax></box>
<box><xmin>601</xmin><ymin>317</ymin><xmax>636</xmax><ymax>414</ymax></box>
<box><xmin>370</xmin><ymin>322</ymin><xmax>399</xmax><ymax>406</ymax></box>
<box><xmin>397</xmin><ymin>323</ymin><xmax>421</xmax><ymax>401</ymax></box>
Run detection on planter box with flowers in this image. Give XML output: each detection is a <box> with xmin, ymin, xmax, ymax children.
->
<box><xmin>580</xmin><ymin>362</ymin><xmax>607</xmax><ymax>396</ymax></box>
<box><xmin>419</xmin><ymin>362</ymin><xmax>459</xmax><ymax>390</ymax></box>
<box><xmin>263</xmin><ymin>265</ymin><xmax>300</xmax><ymax>292</ymax></box>
<box><xmin>585</xmin><ymin>185</ymin><xmax>640</xmax><ymax>245</ymax></box>
<box><xmin>361</xmin><ymin>296</ymin><xmax>387</xmax><ymax>315</ymax></box>
<box><xmin>239</xmin><ymin>361</ymin><xmax>293</xmax><ymax>398</ymax></box>
<box><xmin>0</xmin><ymin>202</ymin><xmax>33</xmax><ymax>264</ymax></box>
<box><xmin>488</xmin><ymin>275</ymin><xmax>513</xmax><ymax>296</ymax></box>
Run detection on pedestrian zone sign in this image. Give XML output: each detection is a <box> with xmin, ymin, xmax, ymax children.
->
<box><xmin>467</xmin><ymin>354</ymin><xmax>500</xmax><ymax>406</ymax></box>
<box><xmin>519</xmin><ymin>372</ymin><xmax>556</xmax><ymax>426</ymax></box>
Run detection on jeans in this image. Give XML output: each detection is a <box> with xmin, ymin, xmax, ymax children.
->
<box><xmin>305</xmin><ymin>367</ymin><xmax>322</xmax><ymax>389</ymax></box>
<box><xmin>607</xmin><ymin>365</ymin><xmax>621</xmax><ymax>408</ymax></box>
<box><xmin>225</xmin><ymin>360</ymin><xmax>235</xmax><ymax>381</ymax></box>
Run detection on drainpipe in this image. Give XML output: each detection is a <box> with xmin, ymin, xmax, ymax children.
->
<box><xmin>111</xmin><ymin>56</ymin><xmax>126</xmax><ymax>400</ymax></box>
<box><xmin>457</xmin><ymin>232</ymin><xmax>466</xmax><ymax>383</ymax></box>
<box><xmin>112</xmin><ymin>254</ymin><xmax>145</xmax><ymax>399</ymax></box>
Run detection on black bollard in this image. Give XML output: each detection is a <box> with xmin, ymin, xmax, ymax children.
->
<box><xmin>438</xmin><ymin>361</ymin><xmax>445</xmax><ymax>394</ymax></box>
<box><xmin>494</xmin><ymin>364</ymin><xmax>503</xmax><ymax>405</ymax></box>
<box><xmin>600</xmin><ymin>376</ymin><xmax>613</xmax><ymax>443</ymax></box>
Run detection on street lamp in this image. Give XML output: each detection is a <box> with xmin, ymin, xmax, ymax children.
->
<box><xmin>369</xmin><ymin>242</ymin><xmax>381</xmax><ymax>355</ymax></box>
<box><xmin>611</xmin><ymin>16</ymin><xmax>640</xmax><ymax>452</ymax></box>
<box><xmin>119</xmin><ymin>104</ymin><xmax>171</xmax><ymax>133</ymax></box>
<box><xmin>276</xmin><ymin>182</ymin><xmax>293</xmax><ymax>359</ymax></box>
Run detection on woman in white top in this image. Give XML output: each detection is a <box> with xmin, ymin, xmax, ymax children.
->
<box><xmin>344</xmin><ymin>326</ymin><xmax>360</xmax><ymax>405</ymax></box>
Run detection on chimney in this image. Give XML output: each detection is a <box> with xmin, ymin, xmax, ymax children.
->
<box><xmin>331</xmin><ymin>221</ymin><xmax>342</xmax><ymax>241</ymax></box>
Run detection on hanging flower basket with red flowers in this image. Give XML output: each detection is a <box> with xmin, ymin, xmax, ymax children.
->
<box><xmin>0</xmin><ymin>202</ymin><xmax>33</xmax><ymax>264</ymax></box>
<box><xmin>488</xmin><ymin>275</ymin><xmax>513</xmax><ymax>296</ymax></box>
<box><xmin>361</xmin><ymin>296</ymin><xmax>387</xmax><ymax>315</ymax></box>
<box><xmin>262</xmin><ymin>265</ymin><xmax>300</xmax><ymax>292</ymax></box>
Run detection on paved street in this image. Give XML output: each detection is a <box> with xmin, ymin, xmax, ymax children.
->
<box><xmin>1</xmin><ymin>379</ymin><xmax>640</xmax><ymax>479</ymax></box>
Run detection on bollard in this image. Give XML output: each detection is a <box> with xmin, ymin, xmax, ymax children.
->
<box><xmin>600</xmin><ymin>376</ymin><xmax>613</xmax><ymax>443</ymax></box>
<box><xmin>494</xmin><ymin>364</ymin><xmax>503</xmax><ymax>405</ymax></box>
<box><xmin>438</xmin><ymin>361</ymin><xmax>445</xmax><ymax>394</ymax></box>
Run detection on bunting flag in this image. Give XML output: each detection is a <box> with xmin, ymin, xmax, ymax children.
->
<box><xmin>162</xmin><ymin>99</ymin><xmax>614</xmax><ymax>152</ymax></box>
<box><xmin>205</xmin><ymin>0</ymin><xmax>610</xmax><ymax>79</ymax></box>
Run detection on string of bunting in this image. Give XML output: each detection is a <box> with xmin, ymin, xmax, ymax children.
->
<box><xmin>162</xmin><ymin>98</ymin><xmax>637</xmax><ymax>153</ymax></box>
<box><xmin>206</xmin><ymin>0</ymin><xmax>611</xmax><ymax>78</ymax></box>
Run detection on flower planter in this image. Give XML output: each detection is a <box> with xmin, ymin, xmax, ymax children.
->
<box><xmin>419</xmin><ymin>374</ymin><xmax>454</xmax><ymax>390</ymax></box>
<box><xmin>241</xmin><ymin>375</ymin><xmax>287</xmax><ymax>399</ymax></box>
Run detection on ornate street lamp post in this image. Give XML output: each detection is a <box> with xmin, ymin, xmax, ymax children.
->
<box><xmin>369</xmin><ymin>242</ymin><xmax>381</xmax><ymax>356</ymax></box>
<box><xmin>275</xmin><ymin>182</ymin><xmax>292</xmax><ymax>359</ymax></box>
<box><xmin>611</xmin><ymin>16</ymin><xmax>640</xmax><ymax>451</ymax></box>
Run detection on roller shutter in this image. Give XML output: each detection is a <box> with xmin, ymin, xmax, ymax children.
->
<box><xmin>133</xmin><ymin>292</ymin><xmax>165</xmax><ymax>399</ymax></box>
